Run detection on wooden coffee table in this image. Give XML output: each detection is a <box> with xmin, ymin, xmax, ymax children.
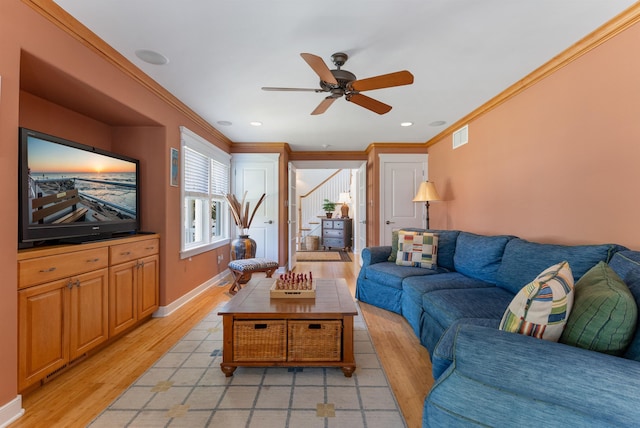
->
<box><xmin>217</xmin><ymin>278</ymin><xmax>358</xmax><ymax>377</ymax></box>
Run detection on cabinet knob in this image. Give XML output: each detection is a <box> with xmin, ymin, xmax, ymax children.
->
<box><xmin>39</xmin><ymin>267</ymin><xmax>57</xmax><ymax>273</ymax></box>
<box><xmin>87</xmin><ymin>258</ymin><xmax>100</xmax><ymax>263</ymax></box>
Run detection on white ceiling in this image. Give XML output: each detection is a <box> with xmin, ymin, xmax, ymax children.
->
<box><xmin>53</xmin><ymin>0</ymin><xmax>636</xmax><ymax>152</ymax></box>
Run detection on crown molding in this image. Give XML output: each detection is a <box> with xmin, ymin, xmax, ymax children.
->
<box><xmin>22</xmin><ymin>0</ymin><xmax>232</xmax><ymax>146</ymax></box>
<box><xmin>425</xmin><ymin>3</ymin><xmax>640</xmax><ymax>148</ymax></box>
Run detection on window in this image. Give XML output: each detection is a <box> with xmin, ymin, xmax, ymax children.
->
<box><xmin>180</xmin><ymin>127</ymin><xmax>230</xmax><ymax>258</ymax></box>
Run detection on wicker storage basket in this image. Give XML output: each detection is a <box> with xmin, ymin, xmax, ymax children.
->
<box><xmin>233</xmin><ymin>320</ymin><xmax>287</xmax><ymax>362</ymax></box>
<box><xmin>305</xmin><ymin>235</ymin><xmax>319</xmax><ymax>251</ymax></box>
<box><xmin>287</xmin><ymin>320</ymin><xmax>342</xmax><ymax>362</ymax></box>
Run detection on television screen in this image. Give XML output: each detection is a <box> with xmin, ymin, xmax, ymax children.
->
<box><xmin>19</xmin><ymin>128</ymin><xmax>140</xmax><ymax>246</ymax></box>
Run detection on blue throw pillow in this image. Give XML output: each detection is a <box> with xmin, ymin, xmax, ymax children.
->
<box><xmin>496</xmin><ymin>238</ymin><xmax>618</xmax><ymax>295</ymax></box>
<box><xmin>609</xmin><ymin>251</ymin><xmax>640</xmax><ymax>361</ymax></box>
<box><xmin>453</xmin><ymin>232</ymin><xmax>512</xmax><ymax>284</ymax></box>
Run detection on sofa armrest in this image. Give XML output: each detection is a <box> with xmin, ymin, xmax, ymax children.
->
<box><xmin>426</xmin><ymin>324</ymin><xmax>640</xmax><ymax>426</ymax></box>
<box><xmin>361</xmin><ymin>246</ymin><xmax>392</xmax><ymax>267</ymax></box>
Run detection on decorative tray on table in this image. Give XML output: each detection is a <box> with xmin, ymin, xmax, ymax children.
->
<box><xmin>270</xmin><ymin>271</ymin><xmax>315</xmax><ymax>299</ymax></box>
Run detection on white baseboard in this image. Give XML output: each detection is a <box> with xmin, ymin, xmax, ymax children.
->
<box><xmin>0</xmin><ymin>395</ymin><xmax>24</xmax><ymax>428</ymax></box>
<box><xmin>153</xmin><ymin>269</ymin><xmax>231</xmax><ymax>318</ymax></box>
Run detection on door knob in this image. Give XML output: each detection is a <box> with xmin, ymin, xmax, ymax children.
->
<box><xmin>264</xmin><ymin>220</ymin><xmax>273</xmax><ymax>224</ymax></box>
<box><xmin>386</xmin><ymin>220</ymin><xmax>395</xmax><ymax>225</ymax></box>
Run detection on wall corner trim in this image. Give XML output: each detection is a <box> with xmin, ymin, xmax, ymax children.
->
<box><xmin>0</xmin><ymin>395</ymin><xmax>24</xmax><ymax>428</ymax></box>
<box><xmin>152</xmin><ymin>270</ymin><xmax>230</xmax><ymax>318</ymax></box>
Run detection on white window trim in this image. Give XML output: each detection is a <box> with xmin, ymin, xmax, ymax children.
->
<box><xmin>179</xmin><ymin>126</ymin><xmax>231</xmax><ymax>259</ymax></box>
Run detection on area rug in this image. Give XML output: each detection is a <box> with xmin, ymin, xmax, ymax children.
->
<box><xmin>296</xmin><ymin>251</ymin><xmax>352</xmax><ymax>262</ymax></box>
<box><xmin>89</xmin><ymin>303</ymin><xmax>406</xmax><ymax>428</ymax></box>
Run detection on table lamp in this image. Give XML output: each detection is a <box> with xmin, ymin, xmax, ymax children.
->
<box><xmin>338</xmin><ymin>192</ymin><xmax>352</xmax><ymax>218</ymax></box>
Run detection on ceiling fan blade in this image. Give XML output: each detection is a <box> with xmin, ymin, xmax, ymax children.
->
<box><xmin>262</xmin><ymin>87</ymin><xmax>322</xmax><ymax>92</ymax></box>
<box><xmin>300</xmin><ymin>53</ymin><xmax>338</xmax><ymax>85</ymax></box>
<box><xmin>350</xmin><ymin>70</ymin><xmax>414</xmax><ymax>92</ymax></box>
<box><xmin>311</xmin><ymin>97</ymin><xmax>337</xmax><ymax>115</ymax></box>
<box><xmin>348</xmin><ymin>93</ymin><xmax>392</xmax><ymax>115</ymax></box>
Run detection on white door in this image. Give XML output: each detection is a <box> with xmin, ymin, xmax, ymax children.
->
<box><xmin>231</xmin><ymin>153</ymin><xmax>279</xmax><ymax>261</ymax></box>
<box><xmin>379</xmin><ymin>154</ymin><xmax>427</xmax><ymax>246</ymax></box>
<box><xmin>356</xmin><ymin>162</ymin><xmax>367</xmax><ymax>256</ymax></box>
<box><xmin>288</xmin><ymin>162</ymin><xmax>297</xmax><ymax>271</ymax></box>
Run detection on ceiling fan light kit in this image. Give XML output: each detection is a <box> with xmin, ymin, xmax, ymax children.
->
<box><xmin>262</xmin><ymin>52</ymin><xmax>414</xmax><ymax>115</ymax></box>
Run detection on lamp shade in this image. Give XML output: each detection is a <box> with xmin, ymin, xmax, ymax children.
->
<box><xmin>338</xmin><ymin>192</ymin><xmax>352</xmax><ymax>204</ymax></box>
<box><xmin>413</xmin><ymin>181</ymin><xmax>441</xmax><ymax>202</ymax></box>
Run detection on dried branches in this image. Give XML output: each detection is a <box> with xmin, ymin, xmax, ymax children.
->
<box><xmin>225</xmin><ymin>192</ymin><xmax>266</xmax><ymax>232</ymax></box>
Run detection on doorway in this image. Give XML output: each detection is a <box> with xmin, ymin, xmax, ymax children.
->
<box><xmin>289</xmin><ymin>161</ymin><xmax>366</xmax><ymax>271</ymax></box>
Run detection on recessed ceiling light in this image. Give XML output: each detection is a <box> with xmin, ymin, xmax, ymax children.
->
<box><xmin>217</xmin><ymin>120</ymin><xmax>233</xmax><ymax>126</ymax></box>
<box><xmin>400</xmin><ymin>122</ymin><xmax>413</xmax><ymax>127</ymax></box>
<box><xmin>250</xmin><ymin>121</ymin><xmax>263</xmax><ymax>127</ymax></box>
<box><xmin>134</xmin><ymin>49</ymin><xmax>169</xmax><ymax>65</ymax></box>
<box><xmin>429</xmin><ymin>120</ymin><xmax>447</xmax><ymax>127</ymax></box>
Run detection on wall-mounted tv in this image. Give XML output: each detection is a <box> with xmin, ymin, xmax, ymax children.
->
<box><xmin>18</xmin><ymin>127</ymin><xmax>140</xmax><ymax>247</ymax></box>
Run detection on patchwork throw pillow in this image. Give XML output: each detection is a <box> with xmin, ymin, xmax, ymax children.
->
<box><xmin>388</xmin><ymin>229</ymin><xmax>418</xmax><ymax>262</ymax></box>
<box><xmin>395</xmin><ymin>231</ymin><xmax>438</xmax><ymax>269</ymax></box>
<box><xmin>560</xmin><ymin>261</ymin><xmax>638</xmax><ymax>356</ymax></box>
<box><xmin>500</xmin><ymin>261</ymin><xmax>574</xmax><ymax>342</ymax></box>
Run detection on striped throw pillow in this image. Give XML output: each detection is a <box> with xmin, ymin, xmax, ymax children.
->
<box><xmin>500</xmin><ymin>261</ymin><xmax>574</xmax><ymax>342</ymax></box>
<box><xmin>395</xmin><ymin>231</ymin><xmax>438</xmax><ymax>269</ymax></box>
<box><xmin>560</xmin><ymin>261</ymin><xmax>638</xmax><ymax>355</ymax></box>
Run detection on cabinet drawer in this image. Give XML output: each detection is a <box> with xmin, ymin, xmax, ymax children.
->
<box><xmin>19</xmin><ymin>247</ymin><xmax>108</xmax><ymax>289</ymax></box>
<box><xmin>110</xmin><ymin>239</ymin><xmax>159</xmax><ymax>265</ymax></box>
<box><xmin>323</xmin><ymin>229</ymin><xmax>344</xmax><ymax>238</ymax></box>
<box><xmin>322</xmin><ymin>238</ymin><xmax>345</xmax><ymax>247</ymax></box>
<box><xmin>322</xmin><ymin>220</ymin><xmax>334</xmax><ymax>229</ymax></box>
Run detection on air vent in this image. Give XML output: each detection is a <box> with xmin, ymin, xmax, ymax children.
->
<box><xmin>453</xmin><ymin>125</ymin><xmax>469</xmax><ymax>149</ymax></box>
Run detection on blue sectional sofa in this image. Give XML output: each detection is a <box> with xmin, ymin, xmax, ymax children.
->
<box><xmin>356</xmin><ymin>230</ymin><xmax>640</xmax><ymax>427</ymax></box>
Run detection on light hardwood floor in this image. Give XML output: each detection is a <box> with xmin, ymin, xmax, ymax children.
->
<box><xmin>11</xmin><ymin>255</ymin><xmax>433</xmax><ymax>428</ymax></box>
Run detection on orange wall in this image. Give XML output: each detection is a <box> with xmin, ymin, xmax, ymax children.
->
<box><xmin>428</xmin><ymin>18</ymin><xmax>640</xmax><ymax>248</ymax></box>
<box><xmin>0</xmin><ymin>0</ymin><xmax>230</xmax><ymax>406</ymax></box>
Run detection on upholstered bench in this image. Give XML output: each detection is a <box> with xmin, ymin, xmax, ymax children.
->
<box><xmin>227</xmin><ymin>258</ymin><xmax>279</xmax><ymax>294</ymax></box>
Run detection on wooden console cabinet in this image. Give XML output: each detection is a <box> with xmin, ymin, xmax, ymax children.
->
<box><xmin>17</xmin><ymin>234</ymin><xmax>159</xmax><ymax>391</ymax></box>
<box><xmin>321</xmin><ymin>218</ymin><xmax>353</xmax><ymax>251</ymax></box>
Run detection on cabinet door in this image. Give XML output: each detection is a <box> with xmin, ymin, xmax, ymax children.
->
<box><xmin>69</xmin><ymin>268</ymin><xmax>109</xmax><ymax>359</ymax></box>
<box><xmin>18</xmin><ymin>279</ymin><xmax>70</xmax><ymax>391</ymax></box>
<box><xmin>138</xmin><ymin>255</ymin><xmax>159</xmax><ymax>319</ymax></box>
<box><xmin>109</xmin><ymin>260</ymin><xmax>138</xmax><ymax>337</ymax></box>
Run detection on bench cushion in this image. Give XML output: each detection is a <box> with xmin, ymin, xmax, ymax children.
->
<box><xmin>228</xmin><ymin>258</ymin><xmax>278</xmax><ymax>272</ymax></box>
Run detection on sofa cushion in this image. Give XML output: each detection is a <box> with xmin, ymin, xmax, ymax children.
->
<box><xmin>560</xmin><ymin>261</ymin><xmax>637</xmax><ymax>355</ymax></box>
<box><xmin>425</xmin><ymin>229</ymin><xmax>460</xmax><ymax>271</ymax></box>
<box><xmin>453</xmin><ymin>232</ymin><xmax>511</xmax><ymax>284</ymax></box>
<box><xmin>396</xmin><ymin>231</ymin><xmax>438</xmax><ymax>269</ymax></box>
<box><xmin>363</xmin><ymin>262</ymin><xmax>437</xmax><ymax>290</ymax></box>
<box><xmin>403</xmin><ymin>273</ymin><xmax>494</xmax><ymax>307</ymax></box>
<box><xmin>496</xmin><ymin>238</ymin><xmax>619</xmax><ymax>295</ymax></box>
<box><xmin>500</xmin><ymin>261</ymin><xmax>574</xmax><ymax>342</ymax></box>
<box><xmin>607</xmin><ymin>251</ymin><xmax>640</xmax><ymax>361</ymax></box>
<box><xmin>423</xmin><ymin>287</ymin><xmax>514</xmax><ymax>328</ymax></box>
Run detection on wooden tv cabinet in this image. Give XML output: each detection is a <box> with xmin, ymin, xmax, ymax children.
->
<box><xmin>17</xmin><ymin>234</ymin><xmax>160</xmax><ymax>391</ymax></box>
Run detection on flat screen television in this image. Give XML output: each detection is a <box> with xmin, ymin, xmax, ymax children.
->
<box><xmin>18</xmin><ymin>127</ymin><xmax>140</xmax><ymax>247</ymax></box>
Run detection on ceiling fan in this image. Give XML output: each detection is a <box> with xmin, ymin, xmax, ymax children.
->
<box><xmin>262</xmin><ymin>52</ymin><xmax>414</xmax><ymax>115</ymax></box>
